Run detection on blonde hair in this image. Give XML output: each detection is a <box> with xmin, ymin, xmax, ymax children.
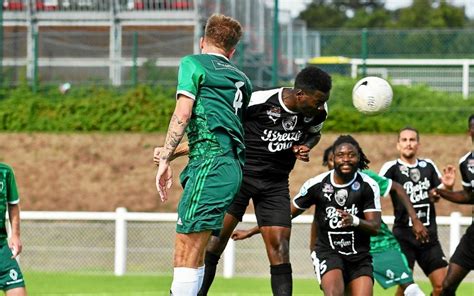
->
<box><xmin>204</xmin><ymin>14</ymin><xmax>243</xmax><ymax>53</ymax></box>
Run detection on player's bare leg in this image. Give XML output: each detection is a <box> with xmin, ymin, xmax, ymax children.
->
<box><xmin>261</xmin><ymin>226</ymin><xmax>292</xmax><ymax>296</ymax></box>
<box><xmin>5</xmin><ymin>287</ymin><xmax>27</xmax><ymax>296</ymax></box>
<box><xmin>198</xmin><ymin>214</ymin><xmax>240</xmax><ymax>296</ymax></box>
<box><xmin>171</xmin><ymin>231</ymin><xmax>211</xmax><ymax>296</ymax></box>
<box><xmin>440</xmin><ymin>263</ymin><xmax>469</xmax><ymax>296</ymax></box>
<box><xmin>346</xmin><ymin>276</ymin><xmax>373</xmax><ymax>296</ymax></box>
<box><xmin>428</xmin><ymin>267</ymin><xmax>447</xmax><ymax>296</ymax></box>
<box><xmin>320</xmin><ymin>269</ymin><xmax>345</xmax><ymax>296</ymax></box>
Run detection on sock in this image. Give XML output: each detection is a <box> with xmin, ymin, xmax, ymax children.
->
<box><xmin>197</xmin><ymin>265</ymin><xmax>205</xmax><ymax>291</ymax></box>
<box><xmin>404</xmin><ymin>283</ymin><xmax>426</xmax><ymax>296</ymax></box>
<box><xmin>197</xmin><ymin>252</ymin><xmax>220</xmax><ymax>296</ymax></box>
<box><xmin>170</xmin><ymin>267</ymin><xmax>199</xmax><ymax>296</ymax></box>
<box><xmin>270</xmin><ymin>263</ymin><xmax>293</xmax><ymax>296</ymax></box>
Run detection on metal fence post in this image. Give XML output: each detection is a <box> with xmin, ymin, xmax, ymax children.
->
<box><xmin>114</xmin><ymin>207</ymin><xmax>127</xmax><ymax>276</ymax></box>
<box><xmin>223</xmin><ymin>239</ymin><xmax>235</xmax><ymax>278</ymax></box>
<box><xmin>449</xmin><ymin>212</ymin><xmax>462</xmax><ymax>256</ymax></box>
<box><xmin>361</xmin><ymin>28</ymin><xmax>368</xmax><ymax>77</ymax></box>
<box><xmin>32</xmin><ymin>32</ymin><xmax>39</xmax><ymax>93</ymax></box>
<box><xmin>462</xmin><ymin>60</ymin><xmax>469</xmax><ymax>99</ymax></box>
<box><xmin>132</xmin><ymin>32</ymin><xmax>138</xmax><ymax>87</ymax></box>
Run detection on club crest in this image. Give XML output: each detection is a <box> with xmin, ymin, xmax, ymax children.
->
<box><xmin>468</xmin><ymin>159</ymin><xmax>474</xmax><ymax>174</ymax></box>
<box><xmin>410</xmin><ymin>168</ymin><xmax>421</xmax><ymax>183</ymax></box>
<box><xmin>419</xmin><ymin>161</ymin><xmax>427</xmax><ymax>168</ymax></box>
<box><xmin>335</xmin><ymin>189</ymin><xmax>348</xmax><ymax>206</ymax></box>
<box><xmin>351</xmin><ymin>181</ymin><xmax>360</xmax><ymax>191</ymax></box>
<box><xmin>282</xmin><ymin>115</ymin><xmax>298</xmax><ymax>131</ymax></box>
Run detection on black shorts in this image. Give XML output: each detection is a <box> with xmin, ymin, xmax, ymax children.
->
<box><xmin>226</xmin><ymin>173</ymin><xmax>291</xmax><ymax>228</ymax></box>
<box><xmin>393</xmin><ymin>227</ymin><xmax>448</xmax><ymax>276</ymax></box>
<box><xmin>311</xmin><ymin>249</ymin><xmax>373</xmax><ymax>285</ymax></box>
<box><xmin>450</xmin><ymin>224</ymin><xmax>474</xmax><ymax>270</ymax></box>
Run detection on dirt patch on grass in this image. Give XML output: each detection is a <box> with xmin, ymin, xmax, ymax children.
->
<box><xmin>0</xmin><ymin>133</ymin><xmax>471</xmax><ymax>217</ymax></box>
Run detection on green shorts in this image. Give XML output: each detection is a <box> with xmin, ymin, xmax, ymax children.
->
<box><xmin>371</xmin><ymin>248</ymin><xmax>413</xmax><ymax>289</ymax></box>
<box><xmin>0</xmin><ymin>242</ymin><xmax>25</xmax><ymax>291</ymax></box>
<box><xmin>177</xmin><ymin>156</ymin><xmax>242</xmax><ymax>233</ymax></box>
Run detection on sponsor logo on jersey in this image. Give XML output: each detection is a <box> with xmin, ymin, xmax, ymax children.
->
<box><xmin>351</xmin><ymin>181</ymin><xmax>361</xmax><ymax>191</ymax></box>
<box><xmin>404</xmin><ymin>178</ymin><xmax>431</xmax><ymax>203</ymax></box>
<box><xmin>328</xmin><ymin>231</ymin><xmax>357</xmax><ymax>255</ymax></box>
<box><xmin>419</xmin><ymin>161</ymin><xmax>427</xmax><ymax>168</ymax></box>
<box><xmin>266</xmin><ymin>106</ymin><xmax>282</xmax><ymax>123</ymax></box>
<box><xmin>410</xmin><ymin>168</ymin><xmax>421</xmax><ymax>182</ymax></box>
<box><xmin>260</xmin><ymin>129</ymin><xmax>303</xmax><ymax>152</ymax></box>
<box><xmin>399</xmin><ymin>165</ymin><xmax>409</xmax><ymax>177</ymax></box>
<box><xmin>282</xmin><ymin>115</ymin><xmax>298</xmax><ymax>131</ymax></box>
<box><xmin>335</xmin><ymin>189</ymin><xmax>348</xmax><ymax>206</ymax></box>
<box><xmin>326</xmin><ymin>204</ymin><xmax>359</xmax><ymax>229</ymax></box>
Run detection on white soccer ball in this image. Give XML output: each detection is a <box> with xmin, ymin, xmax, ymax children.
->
<box><xmin>352</xmin><ymin>76</ymin><xmax>393</xmax><ymax>115</ymax></box>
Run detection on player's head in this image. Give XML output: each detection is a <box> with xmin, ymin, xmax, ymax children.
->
<box><xmin>322</xmin><ymin>145</ymin><xmax>334</xmax><ymax>170</ymax></box>
<box><xmin>201</xmin><ymin>14</ymin><xmax>242</xmax><ymax>58</ymax></box>
<box><xmin>468</xmin><ymin>114</ymin><xmax>474</xmax><ymax>141</ymax></box>
<box><xmin>397</xmin><ymin>126</ymin><xmax>420</xmax><ymax>160</ymax></box>
<box><xmin>332</xmin><ymin>135</ymin><xmax>370</xmax><ymax>179</ymax></box>
<box><xmin>292</xmin><ymin>66</ymin><xmax>332</xmax><ymax>117</ymax></box>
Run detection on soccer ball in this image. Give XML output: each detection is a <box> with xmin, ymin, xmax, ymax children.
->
<box><xmin>352</xmin><ymin>76</ymin><xmax>393</xmax><ymax>115</ymax></box>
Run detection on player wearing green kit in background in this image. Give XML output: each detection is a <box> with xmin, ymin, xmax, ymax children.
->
<box><xmin>155</xmin><ymin>14</ymin><xmax>252</xmax><ymax>296</ymax></box>
<box><xmin>0</xmin><ymin>163</ymin><xmax>27</xmax><ymax>296</ymax></box>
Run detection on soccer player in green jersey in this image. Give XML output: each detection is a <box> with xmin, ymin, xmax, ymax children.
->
<box><xmin>155</xmin><ymin>14</ymin><xmax>252</xmax><ymax>295</ymax></box>
<box><xmin>0</xmin><ymin>163</ymin><xmax>27</xmax><ymax>295</ymax></box>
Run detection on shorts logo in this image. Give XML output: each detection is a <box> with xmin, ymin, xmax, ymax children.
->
<box><xmin>319</xmin><ymin>259</ymin><xmax>327</xmax><ymax>275</ymax></box>
<box><xmin>386</xmin><ymin>269</ymin><xmax>395</xmax><ymax>280</ymax></box>
<box><xmin>282</xmin><ymin>115</ymin><xmax>298</xmax><ymax>131</ymax></box>
<box><xmin>177</xmin><ymin>217</ymin><xmax>183</xmax><ymax>225</ymax></box>
<box><xmin>267</xmin><ymin>107</ymin><xmax>282</xmax><ymax>124</ymax></box>
<box><xmin>410</xmin><ymin>169</ymin><xmax>421</xmax><ymax>182</ymax></box>
<box><xmin>335</xmin><ymin>189</ymin><xmax>348</xmax><ymax>206</ymax></box>
<box><xmin>9</xmin><ymin>269</ymin><xmax>18</xmax><ymax>281</ymax></box>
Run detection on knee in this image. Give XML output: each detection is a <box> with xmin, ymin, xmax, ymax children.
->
<box><xmin>268</xmin><ymin>239</ymin><xmax>290</xmax><ymax>262</ymax></box>
<box><xmin>441</xmin><ymin>280</ymin><xmax>456</xmax><ymax>296</ymax></box>
<box><xmin>432</xmin><ymin>283</ymin><xmax>444</xmax><ymax>296</ymax></box>
<box><xmin>206</xmin><ymin>236</ymin><xmax>227</xmax><ymax>255</ymax></box>
<box><xmin>322</xmin><ymin>285</ymin><xmax>344</xmax><ymax>296</ymax></box>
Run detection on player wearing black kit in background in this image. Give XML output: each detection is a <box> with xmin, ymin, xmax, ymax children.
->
<box><xmin>198</xmin><ymin>66</ymin><xmax>332</xmax><ymax>296</ymax></box>
<box><xmin>379</xmin><ymin>126</ymin><xmax>454</xmax><ymax>296</ymax></box>
<box><xmin>293</xmin><ymin>135</ymin><xmax>381</xmax><ymax>295</ymax></box>
<box><xmin>433</xmin><ymin>114</ymin><xmax>474</xmax><ymax>296</ymax></box>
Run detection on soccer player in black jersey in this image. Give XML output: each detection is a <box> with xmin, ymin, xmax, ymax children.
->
<box><xmin>233</xmin><ymin>135</ymin><xmax>382</xmax><ymax>295</ymax></box>
<box><xmin>154</xmin><ymin>66</ymin><xmax>332</xmax><ymax>295</ymax></box>
<box><xmin>379</xmin><ymin>127</ymin><xmax>455</xmax><ymax>296</ymax></box>
<box><xmin>432</xmin><ymin>114</ymin><xmax>474</xmax><ymax>296</ymax></box>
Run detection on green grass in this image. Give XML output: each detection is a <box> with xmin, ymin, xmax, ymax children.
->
<box><xmin>23</xmin><ymin>272</ymin><xmax>474</xmax><ymax>295</ymax></box>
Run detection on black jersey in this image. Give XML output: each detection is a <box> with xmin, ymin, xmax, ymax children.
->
<box><xmin>459</xmin><ymin>151</ymin><xmax>474</xmax><ymax>225</ymax></box>
<box><xmin>243</xmin><ymin>88</ymin><xmax>327</xmax><ymax>176</ymax></box>
<box><xmin>379</xmin><ymin>159</ymin><xmax>441</xmax><ymax>235</ymax></box>
<box><xmin>293</xmin><ymin>170</ymin><xmax>381</xmax><ymax>261</ymax></box>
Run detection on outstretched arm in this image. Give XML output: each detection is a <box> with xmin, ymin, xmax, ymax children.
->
<box><xmin>432</xmin><ymin>188</ymin><xmax>474</xmax><ymax>204</ymax></box>
<box><xmin>8</xmin><ymin>204</ymin><xmax>22</xmax><ymax>258</ymax></box>
<box><xmin>391</xmin><ymin>181</ymin><xmax>429</xmax><ymax>243</ymax></box>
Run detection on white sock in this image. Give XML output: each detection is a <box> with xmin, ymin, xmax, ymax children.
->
<box><xmin>404</xmin><ymin>283</ymin><xmax>425</xmax><ymax>296</ymax></box>
<box><xmin>170</xmin><ymin>267</ymin><xmax>199</xmax><ymax>296</ymax></box>
<box><xmin>197</xmin><ymin>265</ymin><xmax>205</xmax><ymax>290</ymax></box>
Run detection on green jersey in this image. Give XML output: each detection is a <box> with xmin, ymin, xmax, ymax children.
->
<box><xmin>362</xmin><ymin>170</ymin><xmax>401</xmax><ymax>253</ymax></box>
<box><xmin>177</xmin><ymin>53</ymin><xmax>252</xmax><ymax>166</ymax></box>
<box><xmin>0</xmin><ymin>164</ymin><xmax>19</xmax><ymax>242</ymax></box>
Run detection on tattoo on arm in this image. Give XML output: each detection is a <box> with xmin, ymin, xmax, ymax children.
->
<box><xmin>160</xmin><ymin>114</ymin><xmax>190</xmax><ymax>161</ymax></box>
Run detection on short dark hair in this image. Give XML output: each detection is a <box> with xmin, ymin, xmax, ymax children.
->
<box><xmin>468</xmin><ymin>114</ymin><xmax>474</xmax><ymax>126</ymax></box>
<box><xmin>294</xmin><ymin>66</ymin><xmax>332</xmax><ymax>94</ymax></box>
<box><xmin>322</xmin><ymin>145</ymin><xmax>333</xmax><ymax>167</ymax></box>
<box><xmin>398</xmin><ymin>126</ymin><xmax>419</xmax><ymax>141</ymax></box>
<box><xmin>332</xmin><ymin>135</ymin><xmax>370</xmax><ymax>170</ymax></box>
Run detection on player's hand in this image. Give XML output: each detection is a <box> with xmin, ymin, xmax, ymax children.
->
<box><xmin>153</xmin><ymin>147</ymin><xmax>163</xmax><ymax>165</ymax></box>
<box><xmin>156</xmin><ymin>161</ymin><xmax>173</xmax><ymax>202</ymax></box>
<box><xmin>293</xmin><ymin>145</ymin><xmax>310</xmax><ymax>162</ymax></box>
<box><xmin>411</xmin><ymin>218</ymin><xmax>429</xmax><ymax>244</ymax></box>
<box><xmin>337</xmin><ymin>209</ymin><xmax>353</xmax><ymax>228</ymax></box>
<box><xmin>231</xmin><ymin>229</ymin><xmax>253</xmax><ymax>241</ymax></box>
<box><xmin>440</xmin><ymin>165</ymin><xmax>456</xmax><ymax>190</ymax></box>
<box><xmin>429</xmin><ymin>188</ymin><xmax>441</xmax><ymax>203</ymax></box>
<box><xmin>9</xmin><ymin>235</ymin><xmax>22</xmax><ymax>259</ymax></box>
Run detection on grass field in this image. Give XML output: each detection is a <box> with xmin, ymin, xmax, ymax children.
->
<box><xmin>24</xmin><ymin>272</ymin><xmax>474</xmax><ymax>295</ymax></box>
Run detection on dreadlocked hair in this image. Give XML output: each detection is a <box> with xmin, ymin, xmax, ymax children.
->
<box><xmin>332</xmin><ymin>135</ymin><xmax>370</xmax><ymax>170</ymax></box>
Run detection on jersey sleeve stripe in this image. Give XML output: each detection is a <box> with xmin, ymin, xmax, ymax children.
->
<box><xmin>8</xmin><ymin>199</ymin><xmax>20</xmax><ymax>204</ymax></box>
<box><xmin>176</xmin><ymin>90</ymin><xmax>196</xmax><ymax>100</ymax></box>
<box><xmin>379</xmin><ymin>160</ymin><xmax>397</xmax><ymax>176</ymax></box>
<box><xmin>248</xmin><ymin>88</ymin><xmax>280</xmax><ymax>107</ymax></box>
<box><xmin>461</xmin><ymin>180</ymin><xmax>472</xmax><ymax>187</ymax></box>
<box><xmin>292</xmin><ymin>197</ymin><xmax>308</xmax><ymax>210</ymax></box>
<box><xmin>363</xmin><ymin>209</ymin><xmax>382</xmax><ymax>212</ymax></box>
<box><xmin>459</xmin><ymin>152</ymin><xmax>472</xmax><ymax>164</ymax></box>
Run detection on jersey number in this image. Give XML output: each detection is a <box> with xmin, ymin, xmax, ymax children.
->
<box><xmin>233</xmin><ymin>81</ymin><xmax>245</xmax><ymax>115</ymax></box>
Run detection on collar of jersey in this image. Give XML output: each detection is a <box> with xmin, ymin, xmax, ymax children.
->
<box><xmin>330</xmin><ymin>170</ymin><xmax>358</xmax><ymax>188</ymax></box>
<box><xmin>397</xmin><ymin>158</ymin><xmax>419</xmax><ymax>168</ymax></box>
<box><xmin>279</xmin><ymin>88</ymin><xmax>298</xmax><ymax>114</ymax></box>
<box><xmin>206</xmin><ymin>52</ymin><xmax>229</xmax><ymax>61</ymax></box>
